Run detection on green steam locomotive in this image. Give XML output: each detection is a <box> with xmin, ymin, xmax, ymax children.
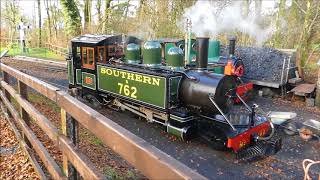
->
<box><xmin>67</xmin><ymin>34</ymin><xmax>281</xmax><ymax>160</ymax></box>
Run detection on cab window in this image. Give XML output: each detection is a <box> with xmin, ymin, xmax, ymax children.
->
<box><xmin>98</xmin><ymin>46</ymin><xmax>106</xmax><ymax>63</ymax></box>
<box><xmin>82</xmin><ymin>47</ymin><xmax>95</xmax><ymax>69</ymax></box>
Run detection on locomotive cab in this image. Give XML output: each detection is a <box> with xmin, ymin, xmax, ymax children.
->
<box><xmin>68</xmin><ymin>34</ymin><xmax>140</xmax><ymax>91</ymax></box>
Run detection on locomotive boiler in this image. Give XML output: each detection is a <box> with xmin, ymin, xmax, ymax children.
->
<box><xmin>67</xmin><ymin>34</ymin><xmax>281</xmax><ymax>161</ymax></box>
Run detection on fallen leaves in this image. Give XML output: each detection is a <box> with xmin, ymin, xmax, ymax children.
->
<box><xmin>0</xmin><ymin>113</ymin><xmax>40</xmax><ymax>180</ymax></box>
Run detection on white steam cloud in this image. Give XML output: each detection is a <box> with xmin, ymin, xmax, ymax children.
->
<box><xmin>180</xmin><ymin>1</ymin><xmax>276</xmax><ymax>45</ymax></box>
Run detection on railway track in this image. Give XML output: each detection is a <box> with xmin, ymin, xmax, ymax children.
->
<box><xmin>2</xmin><ymin>56</ymin><xmax>320</xmax><ymax>179</ymax></box>
<box><xmin>13</xmin><ymin>56</ymin><xmax>67</xmax><ymax>67</ymax></box>
<box><xmin>12</xmin><ymin>56</ymin><xmax>67</xmax><ymax>73</ymax></box>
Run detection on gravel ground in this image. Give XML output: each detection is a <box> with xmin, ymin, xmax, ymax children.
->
<box><xmin>0</xmin><ymin>112</ymin><xmax>40</xmax><ymax>180</ymax></box>
<box><xmin>2</xmin><ymin>57</ymin><xmax>320</xmax><ymax>179</ymax></box>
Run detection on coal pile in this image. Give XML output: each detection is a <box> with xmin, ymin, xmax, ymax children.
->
<box><xmin>221</xmin><ymin>46</ymin><xmax>295</xmax><ymax>84</ymax></box>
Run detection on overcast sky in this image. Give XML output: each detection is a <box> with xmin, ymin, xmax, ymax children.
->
<box><xmin>1</xmin><ymin>0</ymin><xmax>292</xmax><ymax>25</ymax></box>
<box><xmin>1</xmin><ymin>0</ymin><xmax>139</xmax><ymax>23</ymax></box>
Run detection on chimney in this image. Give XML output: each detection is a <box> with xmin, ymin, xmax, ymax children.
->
<box><xmin>196</xmin><ymin>37</ymin><xmax>209</xmax><ymax>69</ymax></box>
<box><xmin>228</xmin><ymin>36</ymin><xmax>236</xmax><ymax>57</ymax></box>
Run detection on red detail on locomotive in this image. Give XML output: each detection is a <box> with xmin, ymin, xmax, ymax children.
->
<box><xmin>227</xmin><ymin>122</ymin><xmax>270</xmax><ymax>152</ymax></box>
<box><xmin>233</xmin><ymin>65</ymin><xmax>244</xmax><ymax>77</ymax></box>
<box><xmin>234</xmin><ymin>82</ymin><xmax>253</xmax><ymax>103</ymax></box>
<box><xmin>85</xmin><ymin>77</ymin><xmax>93</xmax><ymax>85</ymax></box>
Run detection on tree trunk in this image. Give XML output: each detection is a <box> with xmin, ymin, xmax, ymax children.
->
<box><xmin>297</xmin><ymin>0</ymin><xmax>312</xmax><ymax>78</ymax></box>
<box><xmin>44</xmin><ymin>0</ymin><xmax>52</xmax><ymax>43</ymax></box>
<box><xmin>60</xmin><ymin>0</ymin><xmax>82</xmax><ymax>37</ymax></box>
<box><xmin>51</xmin><ymin>0</ymin><xmax>58</xmax><ymax>41</ymax></box>
<box><xmin>274</xmin><ymin>0</ymin><xmax>286</xmax><ymax>48</ymax></box>
<box><xmin>96</xmin><ymin>0</ymin><xmax>102</xmax><ymax>22</ymax></box>
<box><xmin>83</xmin><ymin>0</ymin><xmax>91</xmax><ymax>33</ymax></box>
<box><xmin>316</xmin><ymin>69</ymin><xmax>320</xmax><ymax>107</ymax></box>
<box><xmin>38</xmin><ymin>0</ymin><xmax>41</xmax><ymax>47</ymax></box>
<box><xmin>104</xmin><ymin>0</ymin><xmax>112</xmax><ymax>33</ymax></box>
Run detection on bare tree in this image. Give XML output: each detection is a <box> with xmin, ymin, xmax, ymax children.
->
<box><xmin>44</xmin><ymin>0</ymin><xmax>52</xmax><ymax>43</ymax></box>
<box><xmin>83</xmin><ymin>0</ymin><xmax>92</xmax><ymax>33</ymax></box>
<box><xmin>37</xmin><ymin>0</ymin><xmax>42</xmax><ymax>47</ymax></box>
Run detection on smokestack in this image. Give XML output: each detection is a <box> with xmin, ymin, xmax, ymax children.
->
<box><xmin>196</xmin><ymin>37</ymin><xmax>209</xmax><ymax>69</ymax></box>
<box><xmin>228</xmin><ymin>36</ymin><xmax>236</xmax><ymax>57</ymax></box>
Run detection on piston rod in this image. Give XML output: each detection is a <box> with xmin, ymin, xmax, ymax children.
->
<box><xmin>209</xmin><ymin>94</ymin><xmax>237</xmax><ymax>131</ymax></box>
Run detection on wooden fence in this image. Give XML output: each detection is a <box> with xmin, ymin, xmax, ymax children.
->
<box><xmin>0</xmin><ymin>63</ymin><xmax>205</xmax><ymax>180</ymax></box>
<box><xmin>44</xmin><ymin>43</ymin><xmax>68</xmax><ymax>57</ymax></box>
<box><xmin>0</xmin><ymin>38</ymin><xmax>21</xmax><ymax>47</ymax></box>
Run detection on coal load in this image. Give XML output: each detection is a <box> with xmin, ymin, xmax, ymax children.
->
<box><xmin>221</xmin><ymin>46</ymin><xmax>294</xmax><ymax>84</ymax></box>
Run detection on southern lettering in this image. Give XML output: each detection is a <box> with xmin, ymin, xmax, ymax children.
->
<box><xmin>100</xmin><ymin>67</ymin><xmax>161</xmax><ymax>86</ymax></box>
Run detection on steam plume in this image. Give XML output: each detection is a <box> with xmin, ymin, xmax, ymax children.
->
<box><xmin>180</xmin><ymin>1</ymin><xmax>276</xmax><ymax>45</ymax></box>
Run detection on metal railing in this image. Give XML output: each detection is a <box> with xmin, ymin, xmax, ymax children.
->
<box><xmin>0</xmin><ymin>63</ymin><xmax>205</xmax><ymax>180</ymax></box>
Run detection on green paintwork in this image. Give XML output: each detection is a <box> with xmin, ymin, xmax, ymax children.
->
<box><xmin>169</xmin><ymin>76</ymin><xmax>181</xmax><ymax>104</ymax></box>
<box><xmin>97</xmin><ymin>65</ymin><xmax>167</xmax><ymax>109</ymax></box>
<box><xmin>208</xmin><ymin>40</ymin><xmax>220</xmax><ymax>63</ymax></box>
<box><xmin>82</xmin><ymin>72</ymin><xmax>96</xmax><ymax>90</ymax></box>
<box><xmin>68</xmin><ymin>59</ymin><xmax>74</xmax><ymax>85</ymax></box>
<box><xmin>164</xmin><ymin>43</ymin><xmax>175</xmax><ymax>61</ymax></box>
<box><xmin>212</xmin><ymin>67</ymin><xmax>224</xmax><ymax>74</ymax></box>
<box><xmin>142</xmin><ymin>41</ymin><xmax>161</xmax><ymax>65</ymax></box>
<box><xmin>125</xmin><ymin>43</ymin><xmax>140</xmax><ymax>63</ymax></box>
<box><xmin>76</xmin><ymin>69</ymin><xmax>82</xmax><ymax>84</ymax></box>
<box><xmin>167</xmin><ymin>47</ymin><xmax>184</xmax><ymax>68</ymax></box>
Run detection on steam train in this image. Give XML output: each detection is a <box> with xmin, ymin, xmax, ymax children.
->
<box><xmin>67</xmin><ymin>34</ymin><xmax>281</xmax><ymax>160</ymax></box>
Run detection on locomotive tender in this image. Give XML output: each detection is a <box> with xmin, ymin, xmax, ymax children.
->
<box><xmin>67</xmin><ymin>34</ymin><xmax>281</xmax><ymax>160</ymax></box>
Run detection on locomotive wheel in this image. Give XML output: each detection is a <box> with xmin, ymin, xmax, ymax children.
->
<box><xmin>84</xmin><ymin>94</ymin><xmax>101</xmax><ymax>110</ymax></box>
<box><xmin>198</xmin><ymin>122</ymin><xmax>228</xmax><ymax>151</ymax></box>
<box><xmin>208</xmin><ymin>131</ymin><xmax>228</xmax><ymax>151</ymax></box>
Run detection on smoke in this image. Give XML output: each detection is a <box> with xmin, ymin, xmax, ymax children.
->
<box><xmin>128</xmin><ymin>20</ymin><xmax>155</xmax><ymax>40</ymax></box>
<box><xmin>180</xmin><ymin>1</ymin><xmax>276</xmax><ymax>45</ymax></box>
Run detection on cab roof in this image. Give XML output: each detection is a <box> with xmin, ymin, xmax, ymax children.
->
<box><xmin>71</xmin><ymin>34</ymin><xmax>116</xmax><ymax>44</ymax></box>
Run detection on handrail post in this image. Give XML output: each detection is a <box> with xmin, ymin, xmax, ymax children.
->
<box><xmin>18</xmin><ymin>80</ymin><xmax>31</xmax><ymax>147</ymax></box>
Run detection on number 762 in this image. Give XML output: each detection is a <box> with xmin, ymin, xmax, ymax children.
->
<box><xmin>118</xmin><ymin>83</ymin><xmax>137</xmax><ymax>99</ymax></box>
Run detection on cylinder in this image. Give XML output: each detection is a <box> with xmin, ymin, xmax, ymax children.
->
<box><xmin>196</xmin><ymin>37</ymin><xmax>209</xmax><ymax>69</ymax></box>
<box><xmin>228</xmin><ymin>37</ymin><xmax>236</xmax><ymax>57</ymax></box>
<box><xmin>125</xmin><ymin>43</ymin><xmax>140</xmax><ymax>63</ymax></box>
<box><xmin>166</xmin><ymin>47</ymin><xmax>184</xmax><ymax>68</ymax></box>
<box><xmin>167</xmin><ymin>123</ymin><xmax>194</xmax><ymax>141</ymax></box>
<box><xmin>142</xmin><ymin>41</ymin><xmax>162</xmax><ymax>66</ymax></box>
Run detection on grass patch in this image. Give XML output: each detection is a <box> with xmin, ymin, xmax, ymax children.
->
<box><xmin>1</xmin><ymin>45</ymin><xmax>65</xmax><ymax>61</ymax></box>
<box><xmin>103</xmin><ymin>167</ymin><xmax>121</xmax><ymax>179</ymax></box>
<box><xmin>80</xmin><ymin>129</ymin><xmax>105</xmax><ymax>146</ymax></box>
<box><xmin>90</xmin><ymin>136</ymin><xmax>104</xmax><ymax>146</ymax></box>
<box><xmin>125</xmin><ymin>170</ymin><xmax>137</xmax><ymax>179</ymax></box>
<box><xmin>28</xmin><ymin>93</ymin><xmax>60</xmax><ymax>113</ymax></box>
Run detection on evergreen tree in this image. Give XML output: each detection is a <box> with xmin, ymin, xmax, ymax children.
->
<box><xmin>60</xmin><ymin>0</ymin><xmax>81</xmax><ymax>37</ymax></box>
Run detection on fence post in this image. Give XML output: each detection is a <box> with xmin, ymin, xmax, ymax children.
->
<box><xmin>18</xmin><ymin>80</ymin><xmax>31</xmax><ymax>147</ymax></box>
<box><xmin>61</xmin><ymin>108</ymin><xmax>79</xmax><ymax>180</ymax></box>
<box><xmin>2</xmin><ymin>71</ymin><xmax>12</xmax><ymax>118</ymax></box>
